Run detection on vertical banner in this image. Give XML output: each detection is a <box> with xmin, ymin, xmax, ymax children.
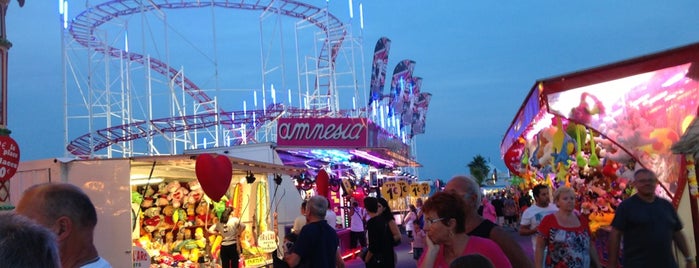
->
<box><xmin>368</xmin><ymin>37</ymin><xmax>391</xmax><ymax>106</ymax></box>
<box><xmin>410</xmin><ymin>92</ymin><xmax>432</xmax><ymax>136</ymax></box>
<box><xmin>401</xmin><ymin>77</ymin><xmax>422</xmax><ymax>125</ymax></box>
<box><xmin>388</xmin><ymin>59</ymin><xmax>416</xmax><ymax>117</ymax></box>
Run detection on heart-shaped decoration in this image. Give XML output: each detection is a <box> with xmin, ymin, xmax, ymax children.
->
<box><xmin>315</xmin><ymin>169</ymin><xmax>329</xmax><ymax>197</ymax></box>
<box><xmin>0</xmin><ymin>135</ymin><xmax>20</xmax><ymax>182</ymax></box>
<box><xmin>195</xmin><ymin>154</ymin><xmax>232</xmax><ymax>202</ymax></box>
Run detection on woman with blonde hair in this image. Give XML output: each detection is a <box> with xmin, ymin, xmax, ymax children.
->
<box><xmin>535</xmin><ymin>186</ymin><xmax>601</xmax><ymax>268</ymax></box>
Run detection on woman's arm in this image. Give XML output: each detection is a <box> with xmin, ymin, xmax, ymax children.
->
<box><xmin>388</xmin><ymin>220</ymin><xmax>401</xmax><ymax>243</ymax></box>
<box><xmin>534</xmin><ymin>234</ymin><xmax>545</xmax><ymax>268</ymax></box>
<box><xmin>418</xmin><ymin>232</ymin><xmax>439</xmax><ymax>268</ymax></box>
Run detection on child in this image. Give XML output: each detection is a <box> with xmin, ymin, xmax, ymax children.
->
<box><xmin>412</xmin><ymin>220</ymin><xmax>426</xmax><ymax>261</ymax></box>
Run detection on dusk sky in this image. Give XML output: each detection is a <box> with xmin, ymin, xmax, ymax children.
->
<box><xmin>5</xmin><ymin>1</ymin><xmax>699</xmax><ymax>181</ymax></box>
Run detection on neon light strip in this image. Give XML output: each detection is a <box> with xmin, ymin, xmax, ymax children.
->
<box><xmin>350</xmin><ymin>150</ymin><xmax>395</xmax><ymax>167</ymax></box>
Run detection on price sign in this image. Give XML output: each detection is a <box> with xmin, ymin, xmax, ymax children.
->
<box><xmin>396</xmin><ymin>181</ymin><xmax>409</xmax><ymax>198</ymax></box>
<box><xmin>409</xmin><ymin>183</ymin><xmax>421</xmax><ymax>197</ymax></box>
<box><xmin>257</xmin><ymin>230</ymin><xmax>278</xmax><ymax>253</ymax></box>
<box><xmin>381</xmin><ymin>181</ymin><xmax>399</xmax><ymax>200</ymax></box>
<box><xmin>132</xmin><ymin>246</ymin><xmax>150</xmax><ymax>267</ymax></box>
<box><xmin>420</xmin><ymin>182</ymin><xmax>431</xmax><ymax>196</ymax></box>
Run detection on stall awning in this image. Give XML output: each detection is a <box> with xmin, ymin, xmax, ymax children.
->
<box><xmin>128</xmin><ymin>154</ymin><xmax>305</xmax><ymax>179</ymax></box>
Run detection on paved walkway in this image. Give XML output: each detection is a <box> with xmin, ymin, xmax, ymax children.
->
<box><xmin>345</xmin><ymin>227</ymin><xmax>534</xmax><ymax>268</ymax></box>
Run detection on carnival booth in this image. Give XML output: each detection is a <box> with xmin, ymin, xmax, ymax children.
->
<box><xmin>12</xmin><ymin>153</ymin><xmax>303</xmax><ymax>268</ymax></box>
<box><xmin>500</xmin><ymin>42</ymin><xmax>699</xmax><ymax>266</ymax></box>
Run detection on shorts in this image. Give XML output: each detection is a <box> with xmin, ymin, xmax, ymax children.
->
<box><xmin>413</xmin><ymin>248</ymin><xmax>423</xmax><ymax>260</ymax></box>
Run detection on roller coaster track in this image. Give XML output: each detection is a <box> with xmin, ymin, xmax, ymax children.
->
<box><xmin>66</xmin><ymin>0</ymin><xmax>346</xmax><ymax>157</ymax></box>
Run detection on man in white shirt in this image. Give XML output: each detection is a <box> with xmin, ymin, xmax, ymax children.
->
<box><xmin>349</xmin><ymin>201</ymin><xmax>367</xmax><ymax>252</ymax></box>
<box><xmin>519</xmin><ymin>184</ymin><xmax>558</xmax><ymax>252</ymax></box>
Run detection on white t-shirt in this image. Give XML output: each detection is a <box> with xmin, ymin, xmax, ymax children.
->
<box><xmin>325</xmin><ymin>209</ymin><xmax>338</xmax><ymax>229</ymax></box>
<box><xmin>404</xmin><ymin>211</ymin><xmax>417</xmax><ymax>232</ymax></box>
<box><xmin>520</xmin><ymin>203</ymin><xmax>558</xmax><ymax>250</ymax></box>
<box><xmin>292</xmin><ymin>215</ymin><xmax>306</xmax><ymax>234</ymax></box>
<box><xmin>209</xmin><ymin>216</ymin><xmax>245</xmax><ymax>246</ymax></box>
<box><xmin>350</xmin><ymin>207</ymin><xmax>367</xmax><ymax>232</ymax></box>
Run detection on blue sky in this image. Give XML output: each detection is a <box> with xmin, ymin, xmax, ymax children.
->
<box><xmin>5</xmin><ymin>1</ymin><xmax>699</xmax><ymax>181</ymax></box>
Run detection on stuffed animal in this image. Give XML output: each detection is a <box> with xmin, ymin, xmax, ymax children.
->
<box><xmin>170</xmin><ymin>186</ymin><xmax>189</xmax><ymax>208</ymax></box>
<box><xmin>195</xmin><ymin>202</ymin><xmax>210</xmax><ymax>226</ymax></box>
<box><xmin>186</xmin><ymin>181</ymin><xmax>204</xmax><ymax>205</ymax></box>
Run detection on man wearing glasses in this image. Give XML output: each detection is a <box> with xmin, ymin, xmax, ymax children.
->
<box><xmin>608</xmin><ymin>168</ymin><xmax>695</xmax><ymax>268</ymax></box>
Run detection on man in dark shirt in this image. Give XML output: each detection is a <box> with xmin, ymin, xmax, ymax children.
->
<box><xmin>608</xmin><ymin>169</ymin><xmax>695</xmax><ymax>268</ymax></box>
<box><xmin>285</xmin><ymin>195</ymin><xmax>345</xmax><ymax>268</ymax></box>
<box><xmin>491</xmin><ymin>193</ymin><xmax>505</xmax><ymax>225</ymax></box>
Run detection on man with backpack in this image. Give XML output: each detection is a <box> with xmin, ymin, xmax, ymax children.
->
<box><xmin>349</xmin><ymin>201</ymin><xmax>368</xmax><ymax>257</ymax></box>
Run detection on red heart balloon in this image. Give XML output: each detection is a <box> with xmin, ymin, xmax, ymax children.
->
<box><xmin>195</xmin><ymin>154</ymin><xmax>232</xmax><ymax>202</ymax></box>
<box><xmin>315</xmin><ymin>169</ymin><xmax>329</xmax><ymax>197</ymax></box>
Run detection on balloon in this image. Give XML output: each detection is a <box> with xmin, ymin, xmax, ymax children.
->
<box><xmin>195</xmin><ymin>154</ymin><xmax>232</xmax><ymax>202</ymax></box>
<box><xmin>315</xmin><ymin>169</ymin><xmax>330</xmax><ymax>197</ymax></box>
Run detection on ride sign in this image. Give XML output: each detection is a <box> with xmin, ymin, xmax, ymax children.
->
<box><xmin>0</xmin><ymin>135</ymin><xmax>19</xmax><ymax>182</ymax></box>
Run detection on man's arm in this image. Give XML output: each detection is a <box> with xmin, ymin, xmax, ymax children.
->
<box><xmin>518</xmin><ymin>212</ymin><xmax>535</xmax><ymax>236</ymax></box>
<box><xmin>490</xmin><ymin>226</ymin><xmax>534</xmax><ymax>268</ymax></box>
<box><xmin>284</xmin><ymin>252</ymin><xmax>300</xmax><ymax>267</ymax></box>
<box><xmin>519</xmin><ymin>224</ymin><xmax>536</xmax><ymax>236</ymax></box>
<box><xmin>607</xmin><ymin>227</ymin><xmax>622</xmax><ymax>268</ymax></box>
<box><xmin>673</xmin><ymin>230</ymin><xmax>696</xmax><ymax>268</ymax></box>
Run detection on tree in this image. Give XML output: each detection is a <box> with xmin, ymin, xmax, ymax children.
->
<box><xmin>467</xmin><ymin>155</ymin><xmax>491</xmax><ymax>186</ymax></box>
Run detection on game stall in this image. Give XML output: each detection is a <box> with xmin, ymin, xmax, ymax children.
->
<box><xmin>500</xmin><ymin>42</ymin><xmax>699</xmax><ymax>265</ymax></box>
<box><xmin>12</xmin><ymin>153</ymin><xmax>304</xmax><ymax>267</ymax></box>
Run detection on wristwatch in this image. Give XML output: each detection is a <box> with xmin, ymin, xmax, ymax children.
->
<box><xmin>686</xmin><ymin>256</ymin><xmax>695</xmax><ymax>263</ymax></box>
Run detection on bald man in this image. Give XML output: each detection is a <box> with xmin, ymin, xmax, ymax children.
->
<box><xmin>15</xmin><ymin>183</ymin><xmax>111</xmax><ymax>268</ymax></box>
<box><xmin>445</xmin><ymin>175</ymin><xmax>533</xmax><ymax>268</ymax></box>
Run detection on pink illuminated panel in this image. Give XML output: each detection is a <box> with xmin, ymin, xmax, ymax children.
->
<box><xmin>546</xmin><ymin>63</ymin><xmax>699</xmax><ymax>194</ymax></box>
<box><xmin>277</xmin><ymin>118</ymin><xmax>369</xmax><ymax>147</ymax></box>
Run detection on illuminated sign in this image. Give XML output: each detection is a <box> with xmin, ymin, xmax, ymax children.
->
<box><xmin>277</xmin><ymin>118</ymin><xmax>368</xmax><ymax>147</ymax></box>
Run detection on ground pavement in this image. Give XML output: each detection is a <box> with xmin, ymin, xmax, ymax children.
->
<box><xmin>345</xmin><ymin>228</ymin><xmax>534</xmax><ymax>267</ymax></box>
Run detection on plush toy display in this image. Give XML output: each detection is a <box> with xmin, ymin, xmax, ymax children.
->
<box><xmin>132</xmin><ymin>178</ymin><xmax>233</xmax><ymax>267</ymax></box>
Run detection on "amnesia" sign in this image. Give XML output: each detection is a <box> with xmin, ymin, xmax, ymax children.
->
<box><xmin>277</xmin><ymin>118</ymin><xmax>369</xmax><ymax>147</ymax></box>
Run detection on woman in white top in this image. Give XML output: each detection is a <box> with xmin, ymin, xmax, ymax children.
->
<box><xmin>404</xmin><ymin>204</ymin><xmax>418</xmax><ymax>254</ymax></box>
<box><xmin>209</xmin><ymin>207</ymin><xmax>245</xmax><ymax>268</ymax></box>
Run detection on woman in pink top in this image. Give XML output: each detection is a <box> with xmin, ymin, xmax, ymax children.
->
<box><xmin>482</xmin><ymin>196</ymin><xmax>497</xmax><ymax>223</ymax></box>
<box><xmin>418</xmin><ymin>192</ymin><xmax>512</xmax><ymax>268</ymax></box>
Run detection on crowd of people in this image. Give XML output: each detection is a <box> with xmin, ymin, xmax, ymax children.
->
<box><xmin>1</xmin><ymin>168</ymin><xmax>695</xmax><ymax>268</ymax></box>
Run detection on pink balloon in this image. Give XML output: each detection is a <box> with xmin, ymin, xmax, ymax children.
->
<box><xmin>316</xmin><ymin>169</ymin><xmax>329</xmax><ymax>197</ymax></box>
<box><xmin>195</xmin><ymin>154</ymin><xmax>232</xmax><ymax>202</ymax></box>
